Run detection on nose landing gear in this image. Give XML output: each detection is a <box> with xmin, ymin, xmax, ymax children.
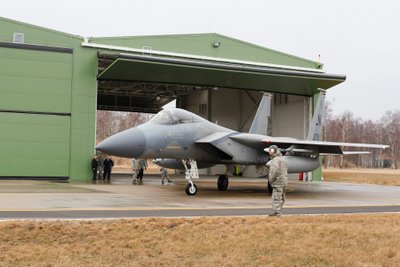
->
<box><xmin>182</xmin><ymin>159</ymin><xmax>199</xmax><ymax>196</ymax></box>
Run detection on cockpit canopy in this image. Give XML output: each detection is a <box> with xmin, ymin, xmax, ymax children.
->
<box><xmin>150</xmin><ymin>108</ymin><xmax>205</xmax><ymax>125</ymax></box>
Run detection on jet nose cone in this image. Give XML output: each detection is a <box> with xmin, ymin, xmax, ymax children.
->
<box><xmin>96</xmin><ymin>128</ymin><xmax>146</xmax><ymax>158</ymax></box>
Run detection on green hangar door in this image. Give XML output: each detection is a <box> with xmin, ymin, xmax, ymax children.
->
<box><xmin>0</xmin><ymin>45</ymin><xmax>72</xmax><ymax>179</ymax></box>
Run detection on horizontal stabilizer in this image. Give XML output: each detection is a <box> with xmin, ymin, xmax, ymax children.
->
<box><xmin>342</xmin><ymin>151</ymin><xmax>371</xmax><ymax>155</ymax></box>
<box><xmin>321</xmin><ymin>151</ymin><xmax>372</xmax><ymax>156</ymax></box>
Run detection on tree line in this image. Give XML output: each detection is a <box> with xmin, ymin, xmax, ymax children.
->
<box><xmin>323</xmin><ymin>102</ymin><xmax>399</xmax><ymax>169</ymax></box>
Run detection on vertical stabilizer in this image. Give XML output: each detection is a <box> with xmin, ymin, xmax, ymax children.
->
<box><xmin>249</xmin><ymin>93</ymin><xmax>272</xmax><ymax>135</ymax></box>
<box><xmin>307</xmin><ymin>89</ymin><xmax>326</xmax><ymax>141</ymax></box>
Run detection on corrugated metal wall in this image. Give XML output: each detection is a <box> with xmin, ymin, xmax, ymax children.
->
<box><xmin>0</xmin><ymin>47</ymin><xmax>72</xmax><ymax>178</ymax></box>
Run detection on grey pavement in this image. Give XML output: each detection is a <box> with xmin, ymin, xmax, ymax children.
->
<box><xmin>0</xmin><ymin>174</ymin><xmax>399</xmax><ymax>220</ymax></box>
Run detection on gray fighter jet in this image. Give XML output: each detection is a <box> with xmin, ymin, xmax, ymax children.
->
<box><xmin>96</xmin><ymin>91</ymin><xmax>388</xmax><ymax>195</ymax></box>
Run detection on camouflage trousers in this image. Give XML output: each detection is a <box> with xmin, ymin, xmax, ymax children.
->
<box><xmin>272</xmin><ymin>186</ymin><xmax>287</xmax><ymax>215</ymax></box>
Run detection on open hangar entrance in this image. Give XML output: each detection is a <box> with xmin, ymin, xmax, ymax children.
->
<box><xmin>93</xmin><ymin>43</ymin><xmax>345</xmax><ymax>180</ymax></box>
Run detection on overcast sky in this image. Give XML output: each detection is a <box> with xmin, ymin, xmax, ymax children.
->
<box><xmin>3</xmin><ymin>0</ymin><xmax>399</xmax><ymax>120</ymax></box>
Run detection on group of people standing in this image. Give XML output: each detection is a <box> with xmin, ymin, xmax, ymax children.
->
<box><xmin>130</xmin><ymin>159</ymin><xmax>172</xmax><ymax>184</ymax></box>
<box><xmin>91</xmin><ymin>156</ymin><xmax>171</xmax><ymax>185</ymax></box>
<box><xmin>91</xmin><ymin>155</ymin><xmax>114</xmax><ymax>181</ymax></box>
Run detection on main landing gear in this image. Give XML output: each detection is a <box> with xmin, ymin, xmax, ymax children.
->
<box><xmin>182</xmin><ymin>164</ymin><xmax>270</xmax><ymax>194</ymax></box>
<box><xmin>217</xmin><ymin>175</ymin><xmax>229</xmax><ymax>191</ymax></box>
<box><xmin>182</xmin><ymin>159</ymin><xmax>199</xmax><ymax>196</ymax></box>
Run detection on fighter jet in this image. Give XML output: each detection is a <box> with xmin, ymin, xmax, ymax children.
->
<box><xmin>96</xmin><ymin>90</ymin><xmax>388</xmax><ymax>195</ymax></box>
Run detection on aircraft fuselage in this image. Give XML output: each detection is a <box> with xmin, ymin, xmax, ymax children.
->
<box><xmin>96</xmin><ymin>111</ymin><xmax>319</xmax><ymax>173</ymax></box>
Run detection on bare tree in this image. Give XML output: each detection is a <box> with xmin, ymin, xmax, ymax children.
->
<box><xmin>337</xmin><ymin>111</ymin><xmax>356</xmax><ymax>168</ymax></box>
<box><xmin>381</xmin><ymin>110</ymin><xmax>400</xmax><ymax>169</ymax></box>
<box><xmin>323</xmin><ymin>105</ymin><xmax>399</xmax><ymax>169</ymax></box>
<box><xmin>96</xmin><ymin>111</ymin><xmax>152</xmax><ymax>143</ymax></box>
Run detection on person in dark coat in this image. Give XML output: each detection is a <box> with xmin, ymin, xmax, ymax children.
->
<box><xmin>91</xmin><ymin>155</ymin><xmax>99</xmax><ymax>181</ymax></box>
<box><xmin>103</xmin><ymin>156</ymin><xmax>114</xmax><ymax>181</ymax></box>
<box><xmin>136</xmin><ymin>158</ymin><xmax>147</xmax><ymax>184</ymax></box>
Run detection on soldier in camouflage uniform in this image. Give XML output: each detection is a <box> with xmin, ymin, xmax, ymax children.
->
<box><xmin>160</xmin><ymin>167</ymin><xmax>172</xmax><ymax>185</ymax></box>
<box><xmin>265</xmin><ymin>145</ymin><xmax>288</xmax><ymax>217</ymax></box>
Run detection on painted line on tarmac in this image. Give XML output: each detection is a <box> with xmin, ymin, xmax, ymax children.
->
<box><xmin>0</xmin><ymin>203</ymin><xmax>399</xmax><ymax>212</ymax></box>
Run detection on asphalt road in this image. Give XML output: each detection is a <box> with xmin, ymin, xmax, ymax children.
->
<box><xmin>0</xmin><ymin>174</ymin><xmax>399</xmax><ymax>220</ymax></box>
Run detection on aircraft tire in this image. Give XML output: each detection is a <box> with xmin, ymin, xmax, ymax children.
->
<box><xmin>217</xmin><ymin>175</ymin><xmax>229</xmax><ymax>191</ymax></box>
<box><xmin>185</xmin><ymin>183</ymin><xmax>197</xmax><ymax>196</ymax></box>
<box><xmin>267</xmin><ymin>181</ymin><xmax>273</xmax><ymax>193</ymax></box>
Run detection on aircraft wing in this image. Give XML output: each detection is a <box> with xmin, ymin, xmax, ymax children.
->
<box><xmin>264</xmin><ymin>137</ymin><xmax>388</xmax><ymax>154</ymax></box>
<box><xmin>267</xmin><ymin>137</ymin><xmax>387</xmax><ymax>148</ymax></box>
<box><xmin>229</xmin><ymin>133</ymin><xmax>267</xmax><ymax>149</ymax></box>
<box><xmin>195</xmin><ymin>132</ymin><xmax>233</xmax><ymax>143</ymax></box>
<box><xmin>195</xmin><ymin>132</ymin><xmax>235</xmax><ymax>160</ymax></box>
<box><xmin>230</xmin><ymin>133</ymin><xmax>388</xmax><ymax>155</ymax></box>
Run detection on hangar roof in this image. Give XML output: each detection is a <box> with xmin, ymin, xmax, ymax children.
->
<box><xmin>90</xmin><ymin>33</ymin><xmax>322</xmax><ymax>70</ymax></box>
<box><xmin>0</xmin><ymin>16</ymin><xmax>82</xmax><ymax>46</ymax></box>
<box><xmin>97</xmin><ymin>52</ymin><xmax>343</xmax><ymax>95</ymax></box>
<box><xmin>87</xmin><ymin>34</ymin><xmax>345</xmax><ymax>113</ymax></box>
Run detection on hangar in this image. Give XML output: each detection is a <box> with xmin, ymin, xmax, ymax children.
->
<box><xmin>0</xmin><ymin>16</ymin><xmax>345</xmax><ymax>182</ymax></box>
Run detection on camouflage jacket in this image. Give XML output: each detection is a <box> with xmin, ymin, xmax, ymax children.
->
<box><xmin>268</xmin><ymin>153</ymin><xmax>288</xmax><ymax>188</ymax></box>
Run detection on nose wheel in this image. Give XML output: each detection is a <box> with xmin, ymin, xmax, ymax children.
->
<box><xmin>185</xmin><ymin>183</ymin><xmax>198</xmax><ymax>195</ymax></box>
<box><xmin>217</xmin><ymin>175</ymin><xmax>229</xmax><ymax>191</ymax></box>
